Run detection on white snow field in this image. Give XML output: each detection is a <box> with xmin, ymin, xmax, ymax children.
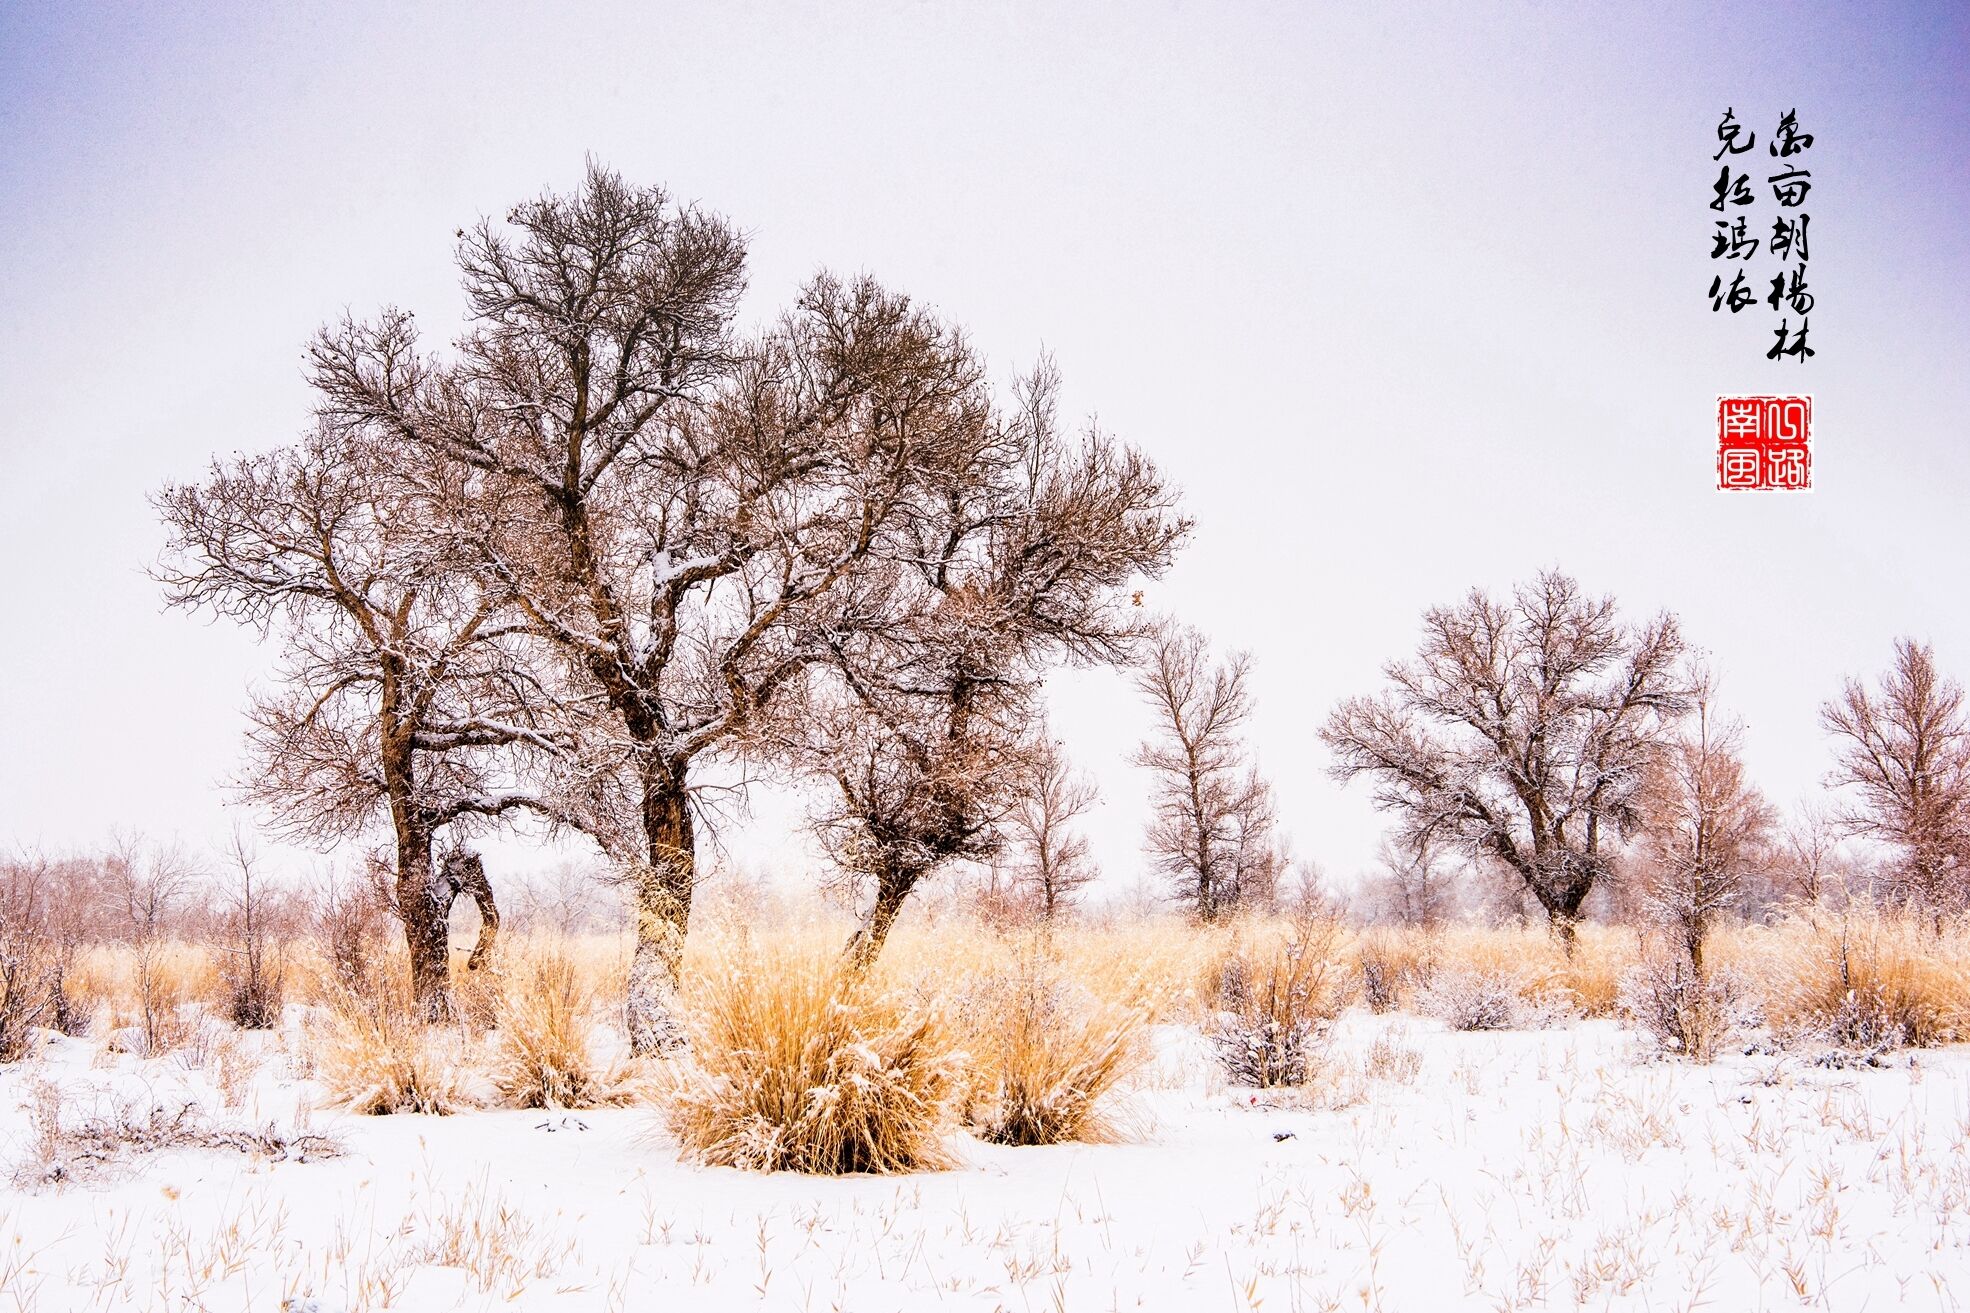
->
<box><xmin>3</xmin><ymin>1014</ymin><xmax>1966</xmax><ymax>1312</ymax></box>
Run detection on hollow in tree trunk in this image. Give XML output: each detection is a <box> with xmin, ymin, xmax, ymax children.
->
<box><xmin>438</xmin><ymin>849</ymin><xmax>501</xmax><ymax>972</ymax></box>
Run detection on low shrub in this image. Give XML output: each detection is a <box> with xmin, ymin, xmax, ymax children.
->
<box><xmin>1618</xmin><ymin>948</ymin><xmax>1755</xmax><ymax>1061</ymax></box>
<box><xmin>1417</xmin><ymin>967</ymin><xmax>1571</xmax><ymax>1031</ymax></box>
<box><xmin>1207</xmin><ymin>920</ymin><xmax>1353</xmax><ymax>1088</ymax></box>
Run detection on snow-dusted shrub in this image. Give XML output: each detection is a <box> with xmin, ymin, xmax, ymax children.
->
<box><xmin>315</xmin><ymin>977</ymin><xmax>480</xmax><ymax>1115</ymax></box>
<box><xmin>0</xmin><ymin>871</ymin><xmax>56</xmax><ymax>1062</ymax></box>
<box><xmin>1358</xmin><ymin>954</ymin><xmax>1399</xmax><ymax>1014</ymax></box>
<box><xmin>1418</xmin><ymin>967</ymin><xmax>1571</xmax><ymax>1031</ymax></box>
<box><xmin>489</xmin><ymin>948</ymin><xmax>640</xmax><ymax>1109</ymax></box>
<box><xmin>1207</xmin><ymin>921</ymin><xmax>1352</xmax><ymax>1088</ymax></box>
<box><xmin>956</xmin><ymin>951</ymin><xmax>1149</xmax><ymax>1145</ymax></box>
<box><xmin>1618</xmin><ymin>949</ymin><xmax>1755</xmax><ymax>1061</ymax></box>
<box><xmin>664</xmin><ymin>947</ymin><xmax>963</xmax><ymax>1174</ymax></box>
<box><xmin>8</xmin><ymin>1077</ymin><xmax>342</xmax><ymax>1190</ymax></box>
<box><xmin>0</xmin><ymin>941</ymin><xmax>52</xmax><ymax>1063</ymax></box>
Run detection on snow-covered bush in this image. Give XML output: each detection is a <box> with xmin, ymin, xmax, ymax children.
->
<box><xmin>955</xmin><ymin>951</ymin><xmax>1149</xmax><ymax>1145</ymax></box>
<box><xmin>1618</xmin><ymin>949</ymin><xmax>1755</xmax><ymax>1061</ymax></box>
<box><xmin>663</xmin><ymin>947</ymin><xmax>963</xmax><ymax>1174</ymax></box>
<box><xmin>0</xmin><ymin>921</ymin><xmax>54</xmax><ymax>1064</ymax></box>
<box><xmin>1358</xmin><ymin>953</ymin><xmax>1400</xmax><ymax>1014</ymax></box>
<box><xmin>1417</xmin><ymin>967</ymin><xmax>1571</xmax><ymax>1031</ymax></box>
<box><xmin>1207</xmin><ymin>921</ymin><xmax>1352</xmax><ymax>1088</ymax></box>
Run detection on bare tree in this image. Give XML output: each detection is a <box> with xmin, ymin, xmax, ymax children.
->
<box><xmin>1767</xmin><ymin>802</ymin><xmax>1866</xmax><ymax>909</ymax></box>
<box><xmin>1133</xmin><ymin>620</ymin><xmax>1279</xmax><ymax>922</ymax></box>
<box><xmin>1820</xmin><ymin>638</ymin><xmax>1970</xmax><ymax>919</ymax></box>
<box><xmin>157</xmin><ymin>424</ymin><xmax>558</xmax><ymax>1020</ymax></box>
<box><xmin>217</xmin><ymin>833</ymin><xmax>296</xmax><ymax>1029</ymax></box>
<box><xmin>103</xmin><ymin>841</ymin><xmax>196</xmax><ymax>1053</ymax></box>
<box><xmin>1321</xmin><ymin>571</ymin><xmax>1692</xmax><ymax>947</ymax></box>
<box><xmin>1007</xmin><ymin>730</ymin><xmax>1101</xmax><ymax>923</ymax></box>
<box><xmin>310</xmin><ymin>165</ymin><xmax>1028</xmax><ymax>1048</ymax></box>
<box><xmin>1358</xmin><ymin>835</ymin><xmax>1460</xmax><ymax>929</ymax></box>
<box><xmin>1224</xmin><ymin>767</ymin><xmax>1286</xmax><ymax>913</ymax></box>
<box><xmin>786</xmin><ymin>364</ymin><xmax>1186</xmax><ymax>965</ymax></box>
<box><xmin>313</xmin><ymin>864</ymin><xmax>394</xmax><ymax>995</ymax></box>
<box><xmin>1635</xmin><ymin>674</ymin><xmax>1777</xmax><ymax>969</ymax></box>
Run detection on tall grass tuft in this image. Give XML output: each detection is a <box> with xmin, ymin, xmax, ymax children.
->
<box><xmin>956</xmin><ymin>947</ymin><xmax>1150</xmax><ymax>1145</ymax></box>
<box><xmin>489</xmin><ymin>947</ymin><xmax>639</xmax><ymax>1109</ymax></box>
<box><xmin>1742</xmin><ymin>909</ymin><xmax>1968</xmax><ymax>1052</ymax></box>
<box><xmin>663</xmin><ymin>943</ymin><xmax>963</xmax><ymax>1174</ymax></box>
<box><xmin>315</xmin><ymin>971</ymin><xmax>479</xmax><ymax>1115</ymax></box>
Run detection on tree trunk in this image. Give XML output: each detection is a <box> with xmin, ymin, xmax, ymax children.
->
<box><xmin>396</xmin><ymin>831</ymin><xmax>455</xmax><ymax>1023</ymax></box>
<box><xmin>843</xmin><ymin>873</ymin><xmax>917</xmax><ymax>971</ymax></box>
<box><xmin>1548</xmin><ymin>910</ymin><xmax>1579</xmax><ymax>957</ymax></box>
<box><xmin>625</xmin><ymin>784</ymin><xmax>695</xmax><ymax>1055</ymax></box>
<box><xmin>438</xmin><ymin>849</ymin><xmax>501</xmax><ymax>972</ymax></box>
<box><xmin>1521</xmin><ymin>851</ymin><xmax>1594</xmax><ymax>959</ymax></box>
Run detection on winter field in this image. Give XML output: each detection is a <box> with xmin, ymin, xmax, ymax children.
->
<box><xmin>3</xmin><ymin>912</ymin><xmax>1968</xmax><ymax>1313</ymax></box>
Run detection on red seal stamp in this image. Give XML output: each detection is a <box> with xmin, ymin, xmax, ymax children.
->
<box><xmin>1717</xmin><ymin>395</ymin><xmax>1811</xmax><ymax>491</ymax></box>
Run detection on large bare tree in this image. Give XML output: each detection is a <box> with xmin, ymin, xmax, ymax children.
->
<box><xmin>1321</xmin><ymin>570</ymin><xmax>1692</xmax><ymax>945</ymax></box>
<box><xmin>786</xmin><ymin>363</ymin><xmax>1187</xmax><ymax>964</ymax></box>
<box><xmin>1820</xmin><ymin>638</ymin><xmax>1970</xmax><ymax>918</ymax></box>
<box><xmin>157</xmin><ymin>425</ymin><xmax>559</xmax><ymax>1019</ymax></box>
<box><xmin>1133</xmin><ymin>620</ymin><xmax>1280</xmax><ymax>921</ymax></box>
<box><xmin>310</xmin><ymin>164</ymin><xmax>1013</xmax><ymax>1048</ymax></box>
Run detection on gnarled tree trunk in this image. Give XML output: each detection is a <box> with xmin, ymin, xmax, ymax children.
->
<box><xmin>625</xmin><ymin>785</ymin><xmax>695</xmax><ymax>1055</ymax></box>
<box><xmin>842</xmin><ymin>869</ymin><xmax>920</xmax><ymax>971</ymax></box>
<box><xmin>396</xmin><ymin>829</ymin><xmax>455</xmax><ymax>1023</ymax></box>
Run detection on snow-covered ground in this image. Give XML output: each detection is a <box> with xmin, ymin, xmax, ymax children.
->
<box><xmin>3</xmin><ymin>1014</ymin><xmax>1967</xmax><ymax>1312</ymax></box>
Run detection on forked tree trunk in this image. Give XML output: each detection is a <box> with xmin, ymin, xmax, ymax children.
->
<box><xmin>396</xmin><ymin>832</ymin><xmax>455</xmax><ymax>1023</ymax></box>
<box><xmin>1521</xmin><ymin>849</ymin><xmax>1595</xmax><ymax>959</ymax></box>
<box><xmin>625</xmin><ymin>786</ymin><xmax>695</xmax><ymax>1055</ymax></box>
<box><xmin>439</xmin><ymin>850</ymin><xmax>501</xmax><ymax>972</ymax></box>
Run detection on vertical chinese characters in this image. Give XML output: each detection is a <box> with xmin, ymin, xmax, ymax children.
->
<box><xmin>1706</xmin><ymin>107</ymin><xmax>1817</xmax><ymax>363</ymax></box>
<box><xmin>1766</xmin><ymin>108</ymin><xmax>1814</xmax><ymax>362</ymax></box>
<box><xmin>1708</xmin><ymin>108</ymin><xmax>1759</xmax><ymax>318</ymax></box>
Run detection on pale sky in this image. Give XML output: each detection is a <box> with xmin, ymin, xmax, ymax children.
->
<box><xmin>3</xmin><ymin>1</ymin><xmax>1967</xmax><ymax>898</ymax></box>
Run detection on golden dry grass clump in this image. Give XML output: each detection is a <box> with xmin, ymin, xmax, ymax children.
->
<box><xmin>1726</xmin><ymin>908</ymin><xmax>1970</xmax><ymax>1051</ymax></box>
<box><xmin>1410</xmin><ymin>923</ymin><xmax>1637</xmax><ymax>1019</ymax></box>
<box><xmin>314</xmin><ymin>971</ymin><xmax>480</xmax><ymax>1115</ymax></box>
<box><xmin>953</xmin><ymin>944</ymin><xmax>1151</xmax><ymax>1146</ymax></box>
<box><xmin>663</xmin><ymin>942</ymin><xmax>964</xmax><ymax>1174</ymax></box>
<box><xmin>488</xmin><ymin>945</ymin><xmax>641</xmax><ymax>1109</ymax></box>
